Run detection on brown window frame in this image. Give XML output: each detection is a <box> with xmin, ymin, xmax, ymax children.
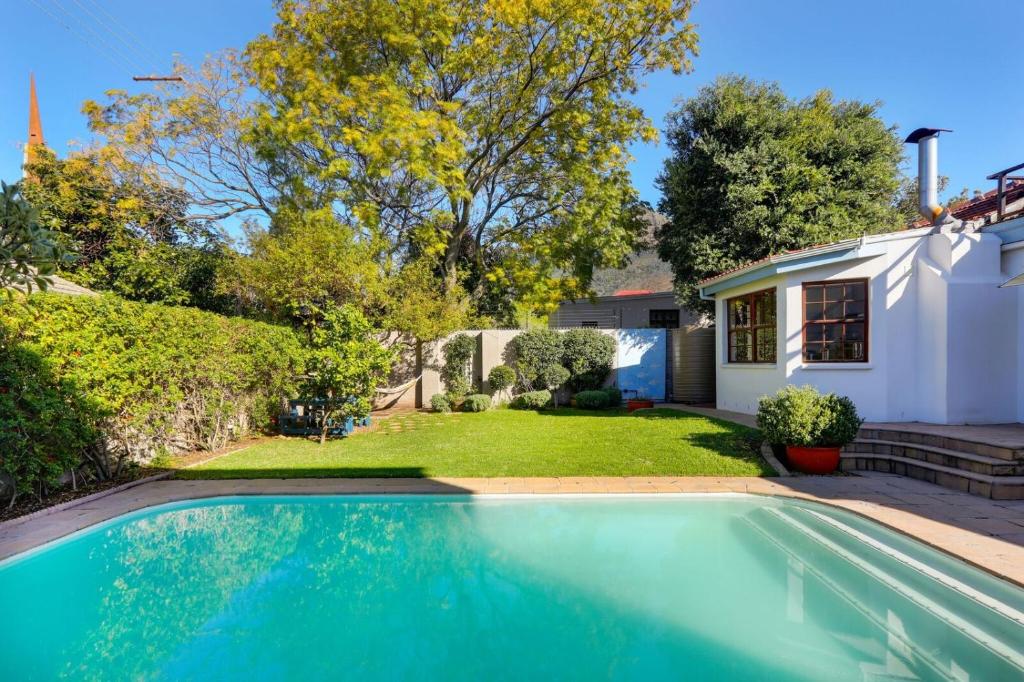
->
<box><xmin>801</xmin><ymin>279</ymin><xmax>869</xmax><ymax>363</ymax></box>
<box><xmin>725</xmin><ymin>287</ymin><xmax>777</xmax><ymax>363</ymax></box>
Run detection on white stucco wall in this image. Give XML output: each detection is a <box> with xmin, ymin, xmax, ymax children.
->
<box><xmin>713</xmin><ymin>230</ymin><xmax>1021</xmax><ymax>424</ymax></box>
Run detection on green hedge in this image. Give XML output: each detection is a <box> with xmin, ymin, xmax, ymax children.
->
<box><xmin>574</xmin><ymin>390</ymin><xmax>610</xmax><ymax>410</ymax></box>
<box><xmin>1</xmin><ymin>293</ymin><xmax>306</xmax><ymax>499</ymax></box>
<box><xmin>462</xmin><ymin>393</ymin><xmax>491</xmax><ymax>412</ymax></box>
<box><xmin>510</xmin><ymin>390</ymin><xmax>551</xmax><ymax>410</ymax></box>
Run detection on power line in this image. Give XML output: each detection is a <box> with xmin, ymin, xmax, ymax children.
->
<box><xmin>47</xmin><ymin>0</ymin><xmax>150</xmax><ymax>75</ymax></box>
<box><xmin>80</xmin><ymin>0</ymin><xmax>166</xmax><ymax>69</ymax></box>
<box><xmin>24</xmin><ymin>0</ymin><xmax>133</xmax><ymax>75</ymax></box>
<box><xmin>71</xmin><ymin>0</ymin><xmax>165</xmax><ymax>75</ymax></box>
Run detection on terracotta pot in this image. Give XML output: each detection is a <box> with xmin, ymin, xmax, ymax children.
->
<box><xmin>785</xmin><ymin>445</ymin><xmax>841</xmax><ymax>475</ymax></box>
<box><xmin>627</xmin><ymin>399</ymin><xmax>655</xmax><ymax>413</ymax></box>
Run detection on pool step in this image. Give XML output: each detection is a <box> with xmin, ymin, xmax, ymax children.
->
<box><xmin>743</xmin><ymin>505</ymin><xmax>1024</xmax><ymax>677</ymax></box>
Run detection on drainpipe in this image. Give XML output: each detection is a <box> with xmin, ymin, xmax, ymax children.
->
<box><xmin>904</xmin><ymin>128</ymin><xmax>963</xmax><ymax>230</ymax></box>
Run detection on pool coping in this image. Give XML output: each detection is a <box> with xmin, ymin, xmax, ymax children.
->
<box><xmin>0</xmin><ymin>475</ymin><xmax>1022</xmax><ymax>587</ymax></box>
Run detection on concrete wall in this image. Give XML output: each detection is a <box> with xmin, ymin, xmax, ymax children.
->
<box><xmin>713</xmin><ymin>230</ymin><xmax>1022</xmax><ymax>424</ymax></box>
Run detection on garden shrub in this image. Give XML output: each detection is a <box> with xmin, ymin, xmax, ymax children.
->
<box><xmin>602</xmin><ymin>386</ymin><xmax>622</xmax><ymax>406</ymax></box>
<box><xmin>506</xmin><ymin>329</ymin><xmax>563</xmax><ymax>391</ymax></box>
<box><xmin>486</xmin><ymin>364</ymin><xmax>515</xmax><ymax>394</ymax></box>
<box><xmin>561</xmin><ymin>329</ymin><xmax>615</xmax><ymax>391</ymax></box>
<box><xmin>757</xmin><ymin>385</ymin><xmax>862</xmax><ymax>447</ymax></box>
<box><xmin>462</xmin><ymin>393</ymin><xmax>491</xmax><ymax>412</ymax></box>
<box><xmin>0</xmin><ymin>293</ymin><xmax>307</xmax><ymax>491</ymax></box>
<box><xmin>441</xmin><ymin>333</ymin><xmax>476</xmax><ymax>397</ymax></box>
<box><xmin>509</xmin><ymin>390</ymin><xmax>551</xmax><ymax>410</ymax></box>
<box><xmin>574</xmin><ymin>390</ymin><xmax>610</xmax><ymax>410</ymax></box>
<box><xmin>430</xmin><ymin>393</ymin><xmax>453</xmax><ymax>413</ymax></box>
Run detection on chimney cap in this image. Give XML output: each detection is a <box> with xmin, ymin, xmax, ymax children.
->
<box><xmin>904</xmin><ymin>127</ymin><xmax>952</xmax><ymax>144</ymax></box>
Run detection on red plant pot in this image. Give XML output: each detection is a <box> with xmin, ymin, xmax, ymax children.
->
<box><xmin>785</xmin><ymin>445</ymin><xmax>841</xmax><ymax>475</ymax></box>
<box><xmin>627</xmin><ymin>399</ymin><xmax>655</xmax><ymax>413</ymax></box>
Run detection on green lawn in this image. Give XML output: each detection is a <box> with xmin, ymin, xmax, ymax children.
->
<box><xmin>178</xmin><ymin>408</ymin><xmax>772</xmax><ymax>479</ymax></box>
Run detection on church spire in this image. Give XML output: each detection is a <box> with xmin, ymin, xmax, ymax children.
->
<box><xmin>24</xmin><ymin>73</ymin><xmax>45</xmax><ymax>179</ymax></box>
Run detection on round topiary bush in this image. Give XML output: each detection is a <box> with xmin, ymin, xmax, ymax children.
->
<box><xmin>462</xmin><ymin>393</ymin><xmax>492</xmax><ymax>412</ymax></box>
<box><xmin>487</xmin><ymin>364</ymin><xmax>516</xmax><ymax>394</ymax></box>
<box><xmin>509</xmin><ymin>390</ymin><xmax>552</xmax><ymax>410</ymax></box>
<box><xmin>574</xmin><ymin>390</ymin><xmax>610</xmax><ymax>410</ymax></box>
<box><xmin>756</xmin><ymin>385</ymin><xmax>862</xmax><ymax>447</ymax></box>
<box><xmin>430</xmin><ymin>393</ymin><xmax>453</xmax><ymax>413</ymax></box>
<box><xmin>561</xmin><ymin>329</ymin><xmax>615</xmax><ymax>392</ymax></box>
<box><xmin>506</xmin><ymin>329</ymin><xmax>564</xmax><ymax>390</ymax></box>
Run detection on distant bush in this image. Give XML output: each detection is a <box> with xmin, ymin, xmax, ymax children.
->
<box><xmin>574</xmin><ymin>390</ymin><xmax>610</xmax><ymax>410</ymax></box>
<box><xmin>510</xmin><ymin>390</ymin><xmax>551</xmax><ymax>410</ymax></box>
<box><xmin>430</xmin><ymin>393</ymin><xmax>453</xmax><ymax>413</ymax></box>
<box><xmin>757</xmin><ymin>385</ymin><xmax>862</xmax><ymax>447</ymax></box>
<box><xmin>602</xmin><ymin>386</ymin><xmax>622</xmax><ymax>407</ymax></box>
<box><xmin>462</xmin><ymin>394</ymin><xmax>492</xmax><ymax>412</ymax></box>
<box><xmin>486</xmin><ymin>364</ymin><xmax>515</xmax><ymax>394</ymax></box>
<box><xmin>561</xmin><ymin>329</ymin><xmax>615</xmax><ymax>391</ymax></box>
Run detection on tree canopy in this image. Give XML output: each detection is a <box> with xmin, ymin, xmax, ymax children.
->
<box><xmin>0</xmin><ymin>181</ymin><xmax>70</xmax><ymax>294</ymax></box>
<box><xmin>247</xmin><ymin>0</ymin><xmax>699</xmax><ymax>321</ymax></box>
<box><xmin>656</xmin><ymin>76</ymin><xmax>905</xmax><ymax>311</ymax></box>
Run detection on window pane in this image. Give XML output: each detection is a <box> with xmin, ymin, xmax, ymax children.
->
<box><xmin>823</xmin><ymin>341</ymin><xmax>842</xmax><ymax>360</ymax></box>
<box><xmin>755</xmin><ymin>327</ymin><xmax>777</xmax><ymax>362</ymax></box>
<box><xmin>845</xmin><ymin>282</ymin><xmax>866</xmax><ymax>301</ymax></box>
<box><xmin>844</xmin><ymin>342</ymin><xmax>865</xmax><ymax>361</ymax></box>
<box><xmin>729</xmin><ymin>298</ymin><xmax>751</xmax><ymax>329</ymax></box>
<box><xmin>825</xmin><ymin>301</ymin><xmax>843</xmax><ymax>319</ymax></box>
<box><xmin>755</xmin><ymin>290</ymin><xmax>776</xmax><ymax>324</ymax></box>
<box><xmin>805</xmin><ymin>302</ymin><xmax>824</xmax><ymax>321</ymax></box>
<box><xmin>804</xmin><ymin>285</ymin><xmax>824</xmax><ymax>303</ymax></box>
<box><xmin>804</xmin><ymin>343</ymin><xmax>823</xmax><ymax>361</ymax></box>
<box><xmin>825</xmin><ymin>284</ymin><xmax>843</xmax><ymax>301</ymax></box>
<box><xmin>845</xmin><ymin>300</ymin><xmax>865</xmax><ymax>319</ymax></box>
<box><xmin>729</xmin><ymin>330</ymin><xmax>752</xmax><ymax>362</ymax></box>
<box><xmin>824</xmin><ymin>323</ymin><xmax>842</xmax><ymax>342</ymax></box>
<box><xmin>845</xmin><ymin>323</ymin><xmax>865</xmax><ymax>342</ymax></box>
<box><xmin>805</xmin><ymin>324</ymin><xmax>825</xmax><ymax>343</ymax></box>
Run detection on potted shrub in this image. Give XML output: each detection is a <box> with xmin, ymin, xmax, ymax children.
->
<box><xmin>626</xmin><ymin>394</ymin><xmax>654</xmax><ymax>412</ymax></box>
<box><xmin>757</xmin><ymin>385</ymin><xmax>862</xmax><ymax>474</ymax></box>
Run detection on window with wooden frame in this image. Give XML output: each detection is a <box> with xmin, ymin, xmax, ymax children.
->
<box><xmin>726</xmin><ymin>288</ymin><xmax>777</xmax><ymax>363</ymax></box>
<box><xmin>802</xmin><ymin>280</ymin><xmax>868</xmax><ymax>362</ymax></box>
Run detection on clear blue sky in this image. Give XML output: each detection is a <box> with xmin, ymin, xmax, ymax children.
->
<box><xmin>3</xmin><ymin>0</ymin><xmax>1023</xmax><ymax>211</ymax></box>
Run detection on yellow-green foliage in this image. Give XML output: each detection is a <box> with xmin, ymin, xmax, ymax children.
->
<box><xmin>1</xmin><ymin>294</ymin><xmax>306</xmax><ymax>473</ymax></box>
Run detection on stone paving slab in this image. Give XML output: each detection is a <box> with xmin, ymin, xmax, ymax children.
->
<box><xmin>1</xmin><ymin>473</ymin><xmax>1023</xmax><ymax>587</ymax></box>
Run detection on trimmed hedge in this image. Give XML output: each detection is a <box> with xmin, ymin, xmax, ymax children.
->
<box><xmin>486</xmin><ymin>364</ymin><xmax>515</xmax><ymax>394</ymax></box>
<box><xmin>562</xmin><ymin>329</ymin><xmax>615</xmax><ymax>391</ymax></box>
<box><xmin>574</xmin><ymin>390</ymin><xmax>610</xmax><ymax>410</ymax></box>
<box><xmin>462</xmin><ymin>393</ymin><xmax>491</xmax><ymax>412</ymax></box>
<box><xmin>1</xmin><ymin>293</ymin><xmax>306</xmax><ymax>499</ymax></box>
<box><xmin>602</xmin><ymin>386</ymin><xmax>622</xmax><ymax>407</ymax></box>
<box><xmin>430</xmin><ymin>393</ymin><xmax>453</xmax><ymax>413</ymax></box>
<box><xmin>757</xmin><ymin>385</ymin><xmax>863</xmax><ymax>447</ymax></box>
<box><xmin>509</xmin><ymin>390</ymin><xmax>551</xmax><ymax>410</ymax></box>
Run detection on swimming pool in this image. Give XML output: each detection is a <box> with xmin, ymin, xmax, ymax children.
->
<box><xmin>1</xmin><ymin>495</ymin><xmax>1021</xmax><ymax>680</ymax></box>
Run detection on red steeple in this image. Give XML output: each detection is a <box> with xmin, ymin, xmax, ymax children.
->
<box><xmin>24</xmin><ymin>73</ymin><xmax>45</xmax><ymax>178</ymax></box>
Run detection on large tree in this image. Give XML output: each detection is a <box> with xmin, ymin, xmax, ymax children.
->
<box><xmin>247</xmin><ymin>0</ymin><xmax>699</xmax><ymax>320</ymax></box>
<box><xmin>0</xmin><ymin>181</ymin><xmax>69</xmax><ymax>294</ymax></box>
<box><xmin>656</xmin><ymin>76</ymin><xmax>905</xmax><ymax>311</ymax></box>
<box><xmin>21</xmin><ymin>148</ymin><xmax>230</xmax><ymax>310</ymax></box>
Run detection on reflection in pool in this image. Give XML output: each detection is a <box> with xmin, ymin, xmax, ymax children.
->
<box><xmin>0</xmin><ymin>495</ymin><xmax>1021</xmax><ymax>680</ymax></box>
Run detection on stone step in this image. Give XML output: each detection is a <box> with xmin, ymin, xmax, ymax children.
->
<box><xmin>840</xmin><ymin>453</ymin><xmax>1024</xmax><ymax>500</ymax></box>
<box><xmin>858</xmin><ymin>427</ymin><xmax>1023</xmax><ymax>462</ymax></box>
<box><xmin>843</xmin><ymin>438</ymin><xmax>1024</xmax><ymax>477</ymax></box>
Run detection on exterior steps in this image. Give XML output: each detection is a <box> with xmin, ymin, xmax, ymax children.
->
<box><xmin>858</xmin><ymin>426</ymin><xmax>1024</xmax><ymax>462</ymax></box>
<box><xmin>843</xmin><ymin>439</ymin><xmax>1024</xmax><ymax>477</ymax></box>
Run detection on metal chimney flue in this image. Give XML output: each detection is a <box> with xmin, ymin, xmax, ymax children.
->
<box><xmin>904</xmin><ymin>127</ymin><xmax>960</xmax><ymax>228</ymax></box>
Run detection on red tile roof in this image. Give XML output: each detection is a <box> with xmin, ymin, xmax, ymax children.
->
<box><xmin>910</xmin><ymin>180</ymin><xmax>1024</xmax><ymax>227</ymax></box>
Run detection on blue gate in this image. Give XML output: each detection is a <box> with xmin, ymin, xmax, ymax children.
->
<box><xmin>614</xmin><ymin>329</ymin><xmax>667</xmax><ymax>401</ymax></box>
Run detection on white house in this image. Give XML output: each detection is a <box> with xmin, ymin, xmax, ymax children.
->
<box><xmin>699</xmin><ymin>129</ymin><xmax>1024</xmax><ymax>426</ymax></box>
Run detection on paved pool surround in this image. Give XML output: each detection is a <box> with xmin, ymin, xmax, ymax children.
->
<box><xmin>1</xmin><ymin>472</ymin><xmax>1023</xmax><ymax>587</ymax></box>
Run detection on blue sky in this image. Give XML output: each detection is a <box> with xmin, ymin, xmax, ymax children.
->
<box><xmin>3</xmin><ymin>0</ymin><xmax>1023</xmax><ymax>212</ymax></box>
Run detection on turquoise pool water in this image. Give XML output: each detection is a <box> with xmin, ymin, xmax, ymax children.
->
<box><xmin>1</xmin><ymin>495</ymin><xmax>1022</xmax><ymax>680</ymax></box>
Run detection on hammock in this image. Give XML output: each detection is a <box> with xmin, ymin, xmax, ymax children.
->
<box><xmin>374</xmin><ymin>375</ymin><xmax>420</xmax><ymax>396</ymax></box>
